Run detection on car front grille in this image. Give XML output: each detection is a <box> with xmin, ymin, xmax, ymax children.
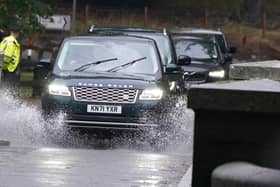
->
<box><xmin>73</xmin><ymin>86</ymin><xmax>138</xmax><ymax>104</ymax></box>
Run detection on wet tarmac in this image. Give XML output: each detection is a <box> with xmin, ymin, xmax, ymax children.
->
<box><xmin>0</xmin><ymin>146</ymin><xmax>191</xmax><ymax>187</ymax></box>
<box><xmin>0</xmin><ymin>92</ymin><xmax>193</xmax><ymax>186</ymax></box>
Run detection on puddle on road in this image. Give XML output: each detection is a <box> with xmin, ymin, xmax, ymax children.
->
<box><xmin>0</xmin><ymin>91</ymin><xmax>194</xmax><ymax>154</ymax></box>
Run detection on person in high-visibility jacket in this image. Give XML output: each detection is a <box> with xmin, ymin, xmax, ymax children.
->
<box><xmin>0</xmin><ymin>26</ymin><xmax>21</xmax><ymax>93</ymax></box>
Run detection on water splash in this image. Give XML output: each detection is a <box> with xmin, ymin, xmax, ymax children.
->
<box><xmin>0</xmin><ymin>91</ymin><xmax>194</xmax><ymax>154</ymax></box>
<box><xmin>140</xmin><ymin>95</ymin><xmax>194</xmax><ymax>153</ymax></box>
<box><xmin>0</xmin><ymin>90</ymin><xmax>66</xmax><ymax>147</ymax></box>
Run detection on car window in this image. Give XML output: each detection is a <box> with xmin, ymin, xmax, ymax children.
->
<box><xmin>125</xmin><ymin>33</ymin><xmax>173</xmax><ymax>66</ymax></box>
<box><xmin>152</xmin><ymin>35</ymin><xmax>173</xmax><ymax>65</ymax></box>
<box><xmin>174</xmin><ymin>39</ymin><xmax>219</xmax><ymax>61</ymax></box>
<box><xmin>55</xmin><ymin>38</ymin><xmax>160</xmax><ymax>75</ymax></box>
<box><xmin>214</xmin><ymin>35</ymin><xmax>227</xmax><ymax>53</ymax></box>
<box><xmin>175</xmin><ymin>33</ymin><xmax>228</xmax><ymax>54</ymax></box>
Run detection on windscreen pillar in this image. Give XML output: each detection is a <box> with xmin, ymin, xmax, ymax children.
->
<box><xmin>188</xmin><ymin>79</ymin><xmax>280</xmax><ymax>187</ymax></box>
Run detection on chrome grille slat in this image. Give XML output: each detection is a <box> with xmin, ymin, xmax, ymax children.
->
<box><xmin>73</xmin><ymin>87</ymin><xmax>138</xmax><ymax>103</ymax></box>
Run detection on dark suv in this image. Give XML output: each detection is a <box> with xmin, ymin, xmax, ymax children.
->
<box><xmin>88</xmin><ymin>27</ymin><xmax>179</xmax><ymax>66</ymax></box>
<box><xmin>173</xmin><ymin>36</ymin><xmax>229</xmax><ymax>86</ymax></box>
<box><xmin>41</xmin><ymin>34</ymin><xmax>185</xmax><ymax>130</ymax></box>
<box><xmin>170</xmin><ymin>28</ymin><xmax>236</xmax><ymax>62</ymax></box>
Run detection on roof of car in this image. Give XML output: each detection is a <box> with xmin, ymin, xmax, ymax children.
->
<box><xmin>173</xmin><ymin>35</ymin><xmax>216</xmax><ymax>43</ymax></box>
<box><xmin>87</xmin><ymin>28</ymin><xmax>171</xmax><ymax>43</ymax></box>
<box><xmin>88</xmin><ymin>26</ymin><xmax>164</xmax><ymax>34</ymax></box>
<box><xmin>170</xmin><ymin>28</ymin><xmax>223</xmax><ymax>35</ymax></box>
<box><xmin>65</xmin><ymin>34</ymin><xmax>158</xmax><ymax>43</ymax></box>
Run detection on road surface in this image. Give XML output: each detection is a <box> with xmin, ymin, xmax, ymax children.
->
<box><xmin>0</xmin><ymin>96</ymin><xmax>193</xmax><ymax>187</ymax></box>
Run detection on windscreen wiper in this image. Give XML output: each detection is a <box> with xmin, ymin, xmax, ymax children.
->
<box><xmin>106</xmin><ymin>57</ymin><xmax>147</xmax><ymax>73</ymax></box>
<box><xmin>74</xmin><ymin>58</ymin><xmax>118</xmax><ymax>72</ymax></box>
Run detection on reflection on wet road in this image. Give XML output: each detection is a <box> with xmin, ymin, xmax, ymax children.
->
<box><xmin>0</xmin><ymin>147</ymin><xmax>190</xmax><ymax>187</ymax></box>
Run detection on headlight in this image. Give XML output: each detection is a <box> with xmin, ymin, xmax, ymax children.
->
<box><xmin>139</xmin><ymin>88</ymin><xmax>163</xmax><ymax>100</ymax></box>
<box><xmin>48</xmin><ymin>84</ymin><xmax>71</xmax><ymax>96</ymax></box>
<box><xmin>209</xmin><ymin>70</ymin><xmax>225</xmax><ymax>78</ymax></box>
<box><xmin>169</xmin><ymin>81</ymin><xmax>176</xmax><ymax>91</ymax></box>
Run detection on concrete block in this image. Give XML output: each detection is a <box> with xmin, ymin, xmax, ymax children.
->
<box><xmin>230</xmin><ymin>60</ymin><xmax>280</xmax><ymax>80</ymax></box>
<box><xmin>188</xmin><ymin>79</ymin><xmax>280</xmax><ymax>187</ymax></box>
<box><xmin>189</xmin><ymin>79</ymin><xmax>280</xmax><ymax>113</ymax></box>
<box><xmin>212</xmin><ymin>162</ymin><xmax>280</xmax><ymax>187</ymax></box>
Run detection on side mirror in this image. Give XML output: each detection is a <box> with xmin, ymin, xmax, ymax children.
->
<box><xmin>165</xmin><ymin>64</ymin><xmax>184</xmax><ymax>84</ymax></box>
<box><xmin>34</xmin><ymin>58</ymin><xmax>52</xmax><ymax>79</ymax></box>
<box><xmin>37</xmin><ymin>58</ymin><xmax>51</xmax><ymax>69</ymax></box>
<box><xmin>224</xmin><ymin>55</ymin><xmax>233</xmax><ymax>63</ymax></box>
<box><xmin>33</xmin><ymin>58</ymin><xmax>52</xmax><ymax>97</ymax></box>
<box><xmin>229</xmin><ymin>47</ymin><xmax>237</xmax><ymax>54</ymax></box>
<box><xmin>177</xmin><ymin>55</ymin><xmax>191</xmax><ymax>65</ymax></box>
<box><xmin>165</xmin><ymin>64</ymin><xmax>182</xmax><ymax>74</ymax></box>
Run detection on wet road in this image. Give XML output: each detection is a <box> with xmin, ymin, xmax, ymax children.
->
<box><xmin>0</xmin><ymin>93</ymin><xmax>194</xmax><ymax>187</ymax></box>
<box><xmin>0</xmin><ymin>147</ymin><xmax>191</xmax><ymax>187</ymax></box>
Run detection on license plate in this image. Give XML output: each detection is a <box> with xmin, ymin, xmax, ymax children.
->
<box><xmin>87</xmin><ymin>105</ymin><xmax>122</xmax><ymax>114</ymax></box>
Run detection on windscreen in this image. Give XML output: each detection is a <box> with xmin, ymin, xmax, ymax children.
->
<box><xmin>174</xmin><ymin>39</ymin><xmax>219</xmax><ymax>62</ymax></box>
<box><xmin>55</xmin><ymin>38</ymin><xmax>160</xmax><ymax>76</ymax></box>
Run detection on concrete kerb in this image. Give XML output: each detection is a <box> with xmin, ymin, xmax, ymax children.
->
<box><xmin>212</xmin><ymin>162</ymin><xmax>280</xmax><ymax>187</ymax></box>
<box><xmin>178</xmin><ymin>165</ymin><xmax>192</xmax><ymax>187</ymax></box>
<box><xmin>0</xmin><ymin>140</ymin><xmax>10</xmax><ymax>146</ymax></box>
<box><xmin>230</xmin><ymin>60</ymin><xmax>280</xmax><ymax>81</ymax></box>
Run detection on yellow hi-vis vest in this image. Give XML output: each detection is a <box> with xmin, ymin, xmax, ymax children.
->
<box><xmin>0</xmin><ymin>35</ymin><xmax>20</xmax><ymax>72</ymax></box>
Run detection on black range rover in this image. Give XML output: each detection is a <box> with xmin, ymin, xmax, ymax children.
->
<box><xmin>42</xmin><ymin>34</ymin><xmax>185</xmax><ymax>130</ymax></box>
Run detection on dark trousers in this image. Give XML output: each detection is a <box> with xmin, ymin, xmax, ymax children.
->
<box><xmin>2</xmin><ymin>69</ymin><xmax>19</xmax><ymax>96</ymax></box>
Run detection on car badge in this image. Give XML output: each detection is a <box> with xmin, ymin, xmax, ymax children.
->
<box><xmin>123</xmin><ymin>95</ymin><xmax>129</xmax><ymax>100</ymax></box>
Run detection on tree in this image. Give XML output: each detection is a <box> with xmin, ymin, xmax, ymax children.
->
<box><xmin>241</xmin><ymin>0</ymin><xmax>262</xmax><ymax>24</ymax></box>
<box><xmin>0</xmin><ymin>0</ymin><xmax>52</xmax><ymax>37</ymax></box>
<box><xmin>184</xmin><ymin>0</ymin><xmax>243</xmax><ymax>24</ymax></box>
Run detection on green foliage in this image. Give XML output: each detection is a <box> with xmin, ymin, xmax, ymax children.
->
<box><xmin>0</xmin><ymin>0</ymin><xmax>52</xmax><ymax>37</ymax></box>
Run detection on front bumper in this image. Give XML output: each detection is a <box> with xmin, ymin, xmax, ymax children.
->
<box><xmin>184</xmin><ymin>74</ymin><xmax>226</xmax><ymax>88</ymax></box>
<box><xmin>64</xmin><ymin>120</ymin><xmax>158</xmax><ymax>130</ymax></box>
<box><xmin>42</xmin><ymin>94</ymin><xmax>164</xmax><ymax>130</ymax></box>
